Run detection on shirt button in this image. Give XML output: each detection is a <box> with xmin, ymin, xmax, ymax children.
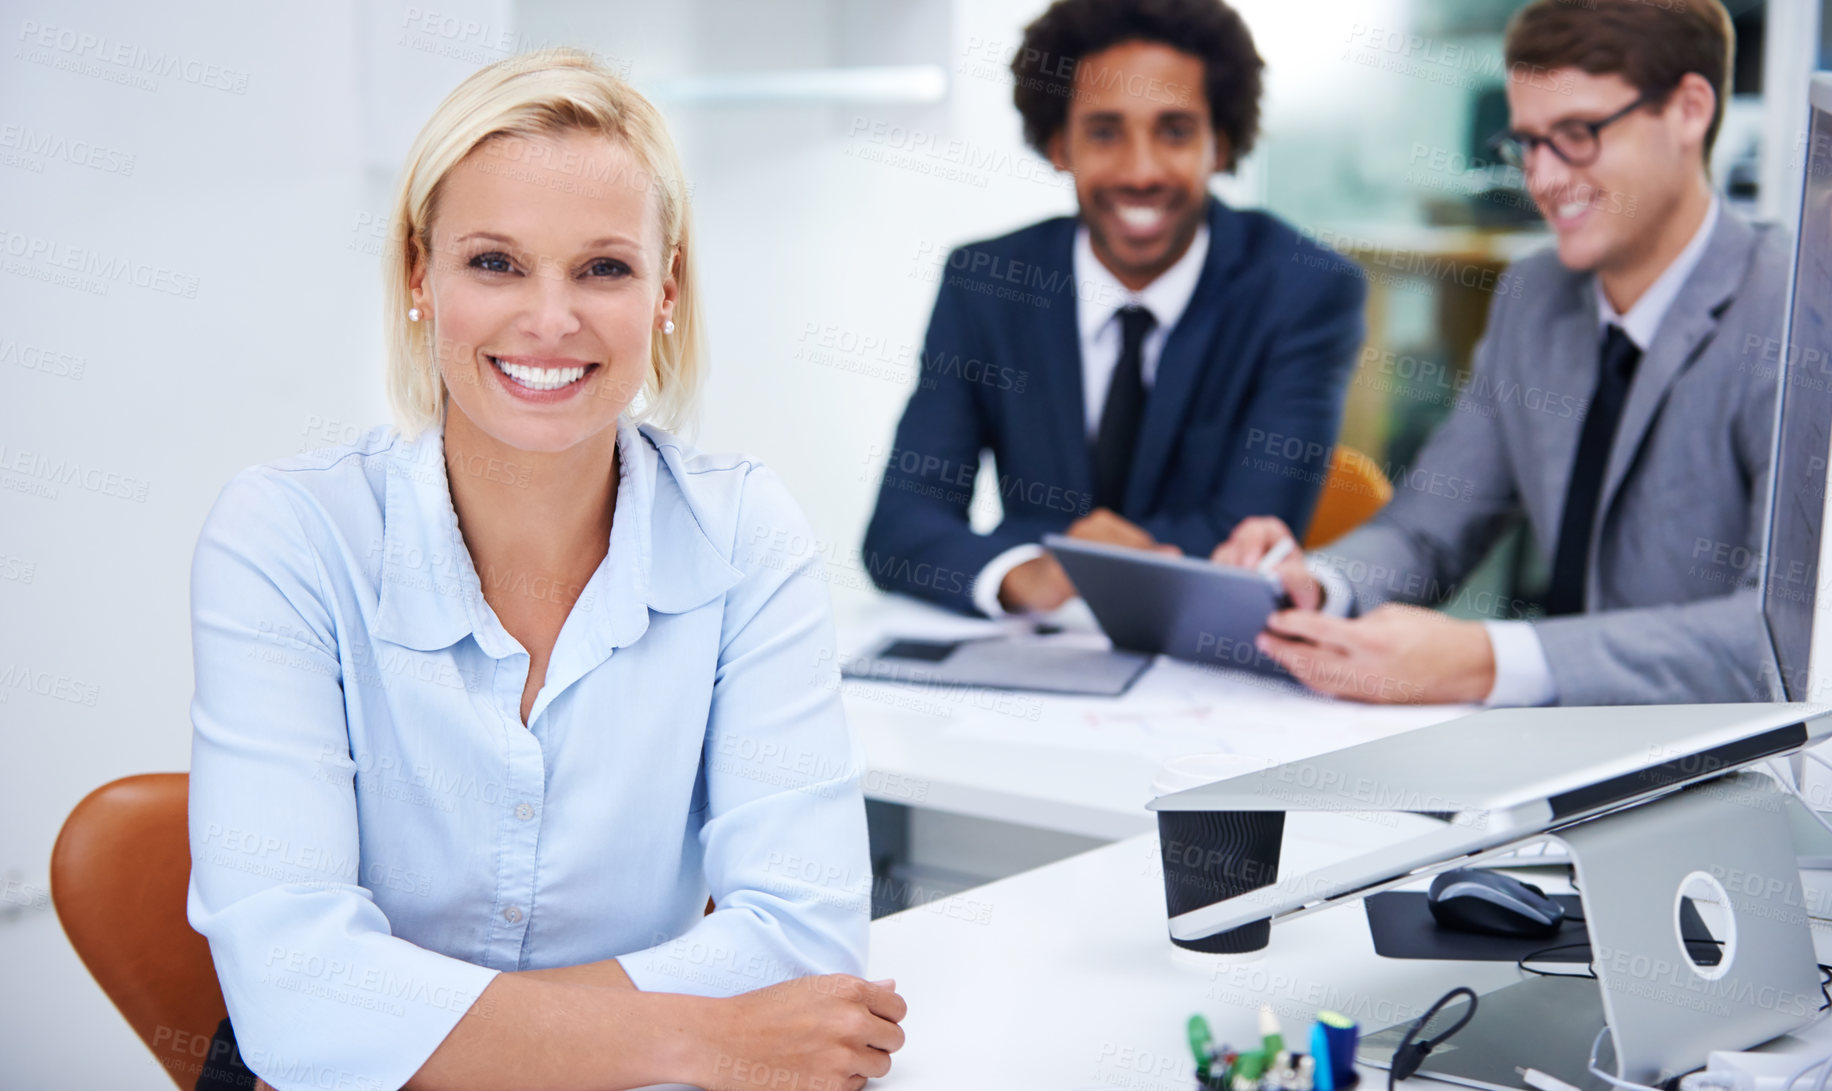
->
<box><xmin>503</xmin><ymin>906</ymin><xmax>523</xmax><ymax>924</ymax></box>
<box><xmin>515</xmin><ymin>802</ymin><xmax>534</xmax><ymax>821</ymax></box>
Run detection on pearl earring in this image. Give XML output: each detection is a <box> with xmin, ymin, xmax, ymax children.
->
<box><xmin>408</xmin><ymin>307</ymin><xmax>422</xmax><ymax>322</ymax></box>
<box><xmin>662</xmin><ymin>319</ymin><xmax>675</xmax><ymax>335</ymax></box>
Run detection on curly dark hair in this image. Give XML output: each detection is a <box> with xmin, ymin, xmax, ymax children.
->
<box><xmin>1009</xmin><ymin>0</ymin><xmax>1265</xmax><ymax>170</ymax></box>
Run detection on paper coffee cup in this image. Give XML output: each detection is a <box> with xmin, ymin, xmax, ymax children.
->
<box><xmin>1152</xmin><ymin>753</ymin><xmax>1285</xmax><ymax>955</ymax></box>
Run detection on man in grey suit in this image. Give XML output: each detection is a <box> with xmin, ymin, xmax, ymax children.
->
<box><xmin>1213</xmin><ymin>0</ymin><xmax>1785</xmax><ymax>706</ymax></box>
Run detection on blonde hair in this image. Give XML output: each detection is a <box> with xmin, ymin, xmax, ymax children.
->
<box><xmin>383</xmin><ymin>47</ymin><xmax>703</xmax><ymax>437</ymax></box>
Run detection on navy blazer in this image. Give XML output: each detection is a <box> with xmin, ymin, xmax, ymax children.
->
<box><xmin>862</xmin><ymin>197</ymin><xmax>1367</xmax><ymax>614</ymax></box>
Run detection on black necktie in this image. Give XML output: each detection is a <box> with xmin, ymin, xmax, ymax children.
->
<box><xmin>1093</xmin><ymin>305</ymin><xmax>1157</xmax><ymax>512</ymax></box>
<box><xmin>1545</xmin><ymin>324</ymin><xmax>1643</xmax><ymax>616</ymax></box>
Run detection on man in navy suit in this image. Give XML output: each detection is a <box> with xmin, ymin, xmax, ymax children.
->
<box><xmin>862</xmin><ymin>0</ymin><xmax>1367</xmax><ymax>616</ymax></box>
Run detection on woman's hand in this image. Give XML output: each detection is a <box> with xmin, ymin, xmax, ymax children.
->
<box><xmin>691</xmin><ymin>974</ymin><xmax>907</xmax><ymax>1091</ymax></box>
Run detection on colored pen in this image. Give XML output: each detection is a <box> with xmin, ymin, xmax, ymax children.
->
<box><xmin>1260</xmin><ymin>1005</ymin><xmax>1285</xmax><ymax>1056</ymax></box>
<box><xmin>1235</xmin><ymin>1050</ymin><xmax>1267</xmax><ymax>1082</ymax></box>
<box><xmin>1314</xmin><ymin>1010</ymin><xmax>1359</xmax><ymax>1089</ymax></box>
<box><xmin>1312</xmin><ymin>1022</ymin><xmax>1335</xmax><ymax>1091</ymax></box>
<box><xmin>1189</xmin><ymin>1014</ymin><xmax>1217</xmax><ymax>1078</ymax></box>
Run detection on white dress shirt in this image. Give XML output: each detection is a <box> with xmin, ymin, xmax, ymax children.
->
<box><xmin>187</xmin><ymin>416</ymin><xmax>869</xmax><ymax>1090</ymax></box>
<box><xmin>970</xmin><ymin>222</ymin><xmax>1212</xmax><ymax>615</ymax></box>
<box><xmin>1317</xmin><ymin>194</ymin><xmax>1723</xmax><ymax>708</ymax></box>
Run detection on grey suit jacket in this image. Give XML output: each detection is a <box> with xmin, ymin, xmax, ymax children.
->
<box><xmin>1317</xmin><ymin>208</ymin><xmax>1791</xmax><ymax>705</ymax></box>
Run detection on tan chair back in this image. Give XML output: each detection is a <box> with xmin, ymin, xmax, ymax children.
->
<box><xmin>1304</xmin><ymin>446</ymin><xmax>1393</xmax><ymax>549</ymax></box>
<box><xmin>51</xmin><ymin>773</ymin><xmax>225</xmax><ymax>1090</ymax></box>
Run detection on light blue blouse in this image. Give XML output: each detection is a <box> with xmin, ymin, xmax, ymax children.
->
<box><xmin>185</xmin><ymin>416</ymin><xmax>871</xmax><ymax>1091</ymax></box>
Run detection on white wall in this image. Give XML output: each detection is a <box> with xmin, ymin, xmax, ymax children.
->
<box><xmin>0</xmin><ymin>0</ymin><xmax>509</xmax><ymax>1082</ymax></box>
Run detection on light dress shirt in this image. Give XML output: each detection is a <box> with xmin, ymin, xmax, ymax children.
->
<box><xmin>970</xmin><ymin>222</ymin><xmax>1213</xmax><ymax>615</ymax></box>
<box><xmin>186</xmin><ymin>414</ymin><xmax>869</xmax><ymax>1091</ymax></box>
<box><xmin>1313</xmin><ymin>194</ymin><xmax>1723</xmax><ymax>707</ymax></box>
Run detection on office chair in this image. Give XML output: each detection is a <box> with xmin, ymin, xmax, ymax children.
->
<box><xmin>51</xmin><ymin>773</ymin><xmax>716</xmax><ymax>1089</ymax></box>
<box><xmin>51</xmin><ymin>773</ymin><xmax>226</xmax><ymax>1090</ymax></box>
<box><xmin>1304</xmin><ymin>445</ymin><xmax>1393</xmax><ymax>549</ymax></box>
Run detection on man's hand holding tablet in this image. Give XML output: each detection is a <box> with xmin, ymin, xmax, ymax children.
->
<box><xmin>999</xmin><ymin>508</ymin><xmax>1180</xmax><ymax>613</ymax></box>
<box><xmin>1211</xmin><ymin>517</ymin><xmax>1498</xmax><ymax>705</ymax></box>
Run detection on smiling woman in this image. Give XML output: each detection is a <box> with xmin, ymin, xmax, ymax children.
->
<box><xmin>416</xmin><ymin>135</ymin><xmax>676</xmax><ymax>457</ymax></box>
<box><xmin>184</xmin><ymin>47</ymin><xmax>904</xmax><ymax>1091</ymax></box>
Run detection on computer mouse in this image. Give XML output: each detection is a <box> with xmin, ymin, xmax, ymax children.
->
<box><xmin>1426</xmin><ymin>868</ymin><xmax>1566</xmax><ymax>938</ymax></box>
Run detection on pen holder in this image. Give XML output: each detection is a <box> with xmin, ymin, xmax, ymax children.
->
<box><xmin>1153</xmin><ymin>754</ymin><xmax>1284</xmax><ymax>954</ymax></box>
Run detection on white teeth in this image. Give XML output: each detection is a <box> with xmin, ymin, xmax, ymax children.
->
<box><xmin>492</xmin><ymin>357</ymin><xmax>587</xmax><ymax>391</ymax></box>
<box><xmin>1115</xmin><ymin>204</ymin><xmax>1165</xmax><ymax>230</ymax></box>
<box><xmin>1557</xmin><ymin>201</ymin><xmax>1590</xmax><ymax>220</ymax></box>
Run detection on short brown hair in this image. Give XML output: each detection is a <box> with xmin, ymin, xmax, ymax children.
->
<box><xmin>1504</xmin><ymin>0</ymin><xmax>1734</xmax><ymax>159</ymax></box>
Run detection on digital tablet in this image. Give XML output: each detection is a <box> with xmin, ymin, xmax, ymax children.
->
<box><xmin>839</xmin><ymin>634</ymin><xmax>1151</xmax><ymax>697</ymax></box>
<box><xmin>1044</xmin><ymin>534</ymin><xmax>1293</xmax><ymax>681</ymax></box>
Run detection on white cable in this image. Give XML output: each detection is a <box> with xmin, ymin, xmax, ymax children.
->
<box><xmin>1807</xmin><ymin>1055</ymin><xmax>1832</xmax><ymax>1090</ymax></box>
<box><xmin>1769</xmin><ymin>758</ymin><xmax>1832</xmax><ymax>844</ymax></box>
<box><xmin>1775</xmin><ymin>1052</ymin><xmax>1832</xmax><ymax>1091</ymax></box>
<box><xmin>1785</xmin><ymin>1055</ymin><xmax>1832</xmax><ymax>1091</ymax></box>
<box><xmin>1768</xmin><ymin>758</ymin><xmax>1807</xmax><ymax>797</ymax></box>
<box><xmin>1588</xmin><ymin>1026</ymin><xmax>1665</xmax><ymax>1091</ymax></box>
<box><xmin>1797</xmin><ymin>751</ymin><xmax>1832</xmax><ymax>796</ymax></box>
<box><xmin>1592</xmin><ymin>1024</ymin><xmax>1832</xmax><ymax>1091</ymax></box>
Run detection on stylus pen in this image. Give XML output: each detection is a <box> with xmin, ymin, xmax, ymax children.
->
<box><xmin>1257</xmin><ymin>538</ymin><xmax>1296</xmax><ymax>574</ymax></box>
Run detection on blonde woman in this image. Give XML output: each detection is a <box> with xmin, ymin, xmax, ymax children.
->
<box><xmin>185</xmin><ymin>48</ymin><xmax>905</xmax><ymax>1091</ymax></box>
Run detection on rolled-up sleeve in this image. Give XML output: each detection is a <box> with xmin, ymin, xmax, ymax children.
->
<box><xmin>186</xmin><ymin>468</ymin><xmax>499</xmax><ymax>1091</ymax></box>
<box><xmin>616</xmin><ymin>465</ymin><xmax>871</xmax><ymax>996</ymax></box>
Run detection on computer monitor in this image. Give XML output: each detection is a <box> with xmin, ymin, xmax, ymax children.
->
<box><xmin>1759</xmin><ymin>73</ymin><xmax>1832</xmax><ymax>701</ymax></box>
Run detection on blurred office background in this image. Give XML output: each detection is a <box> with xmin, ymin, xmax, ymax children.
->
<box><xmin>2</xmin><ymin>0</ymin><xmax>1828</xmax><ymax>1082</ymax></box>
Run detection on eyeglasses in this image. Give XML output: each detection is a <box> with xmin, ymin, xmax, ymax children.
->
<box><xmin>1488</xmin><ymin>92</ymin><xmax>1656</xmax><ymax>170</ymax></box>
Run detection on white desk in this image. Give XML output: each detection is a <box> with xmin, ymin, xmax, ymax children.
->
<box><xmin>837</xmin><ymin>592</ymin><xmax>1501</xmax><ymax>1085</ymax></box>
<box><xmin>866</xmin><ymin>816</ymin><xmax>1521</xmax><ymax>1090</ymax></box>
<box><xmin>837</xmin><ymin>594</ymin><xmax>1832</xmax><ymax>1088</ymax></box>
<box><xmin>865</xmin><ymin>816</ymin><xmax>1832</xmax><ymax>1091</ymax></box>
<box><xmin>836</xmin><ymin>595</ymin><xmax>1477</xmax><ymax>841</ymax></box>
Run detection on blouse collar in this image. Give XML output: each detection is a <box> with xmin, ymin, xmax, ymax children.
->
<box><xmin>372</xmin><ymin>415</ymin><xmax>742</xmax><ymax>660</ymax></box>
